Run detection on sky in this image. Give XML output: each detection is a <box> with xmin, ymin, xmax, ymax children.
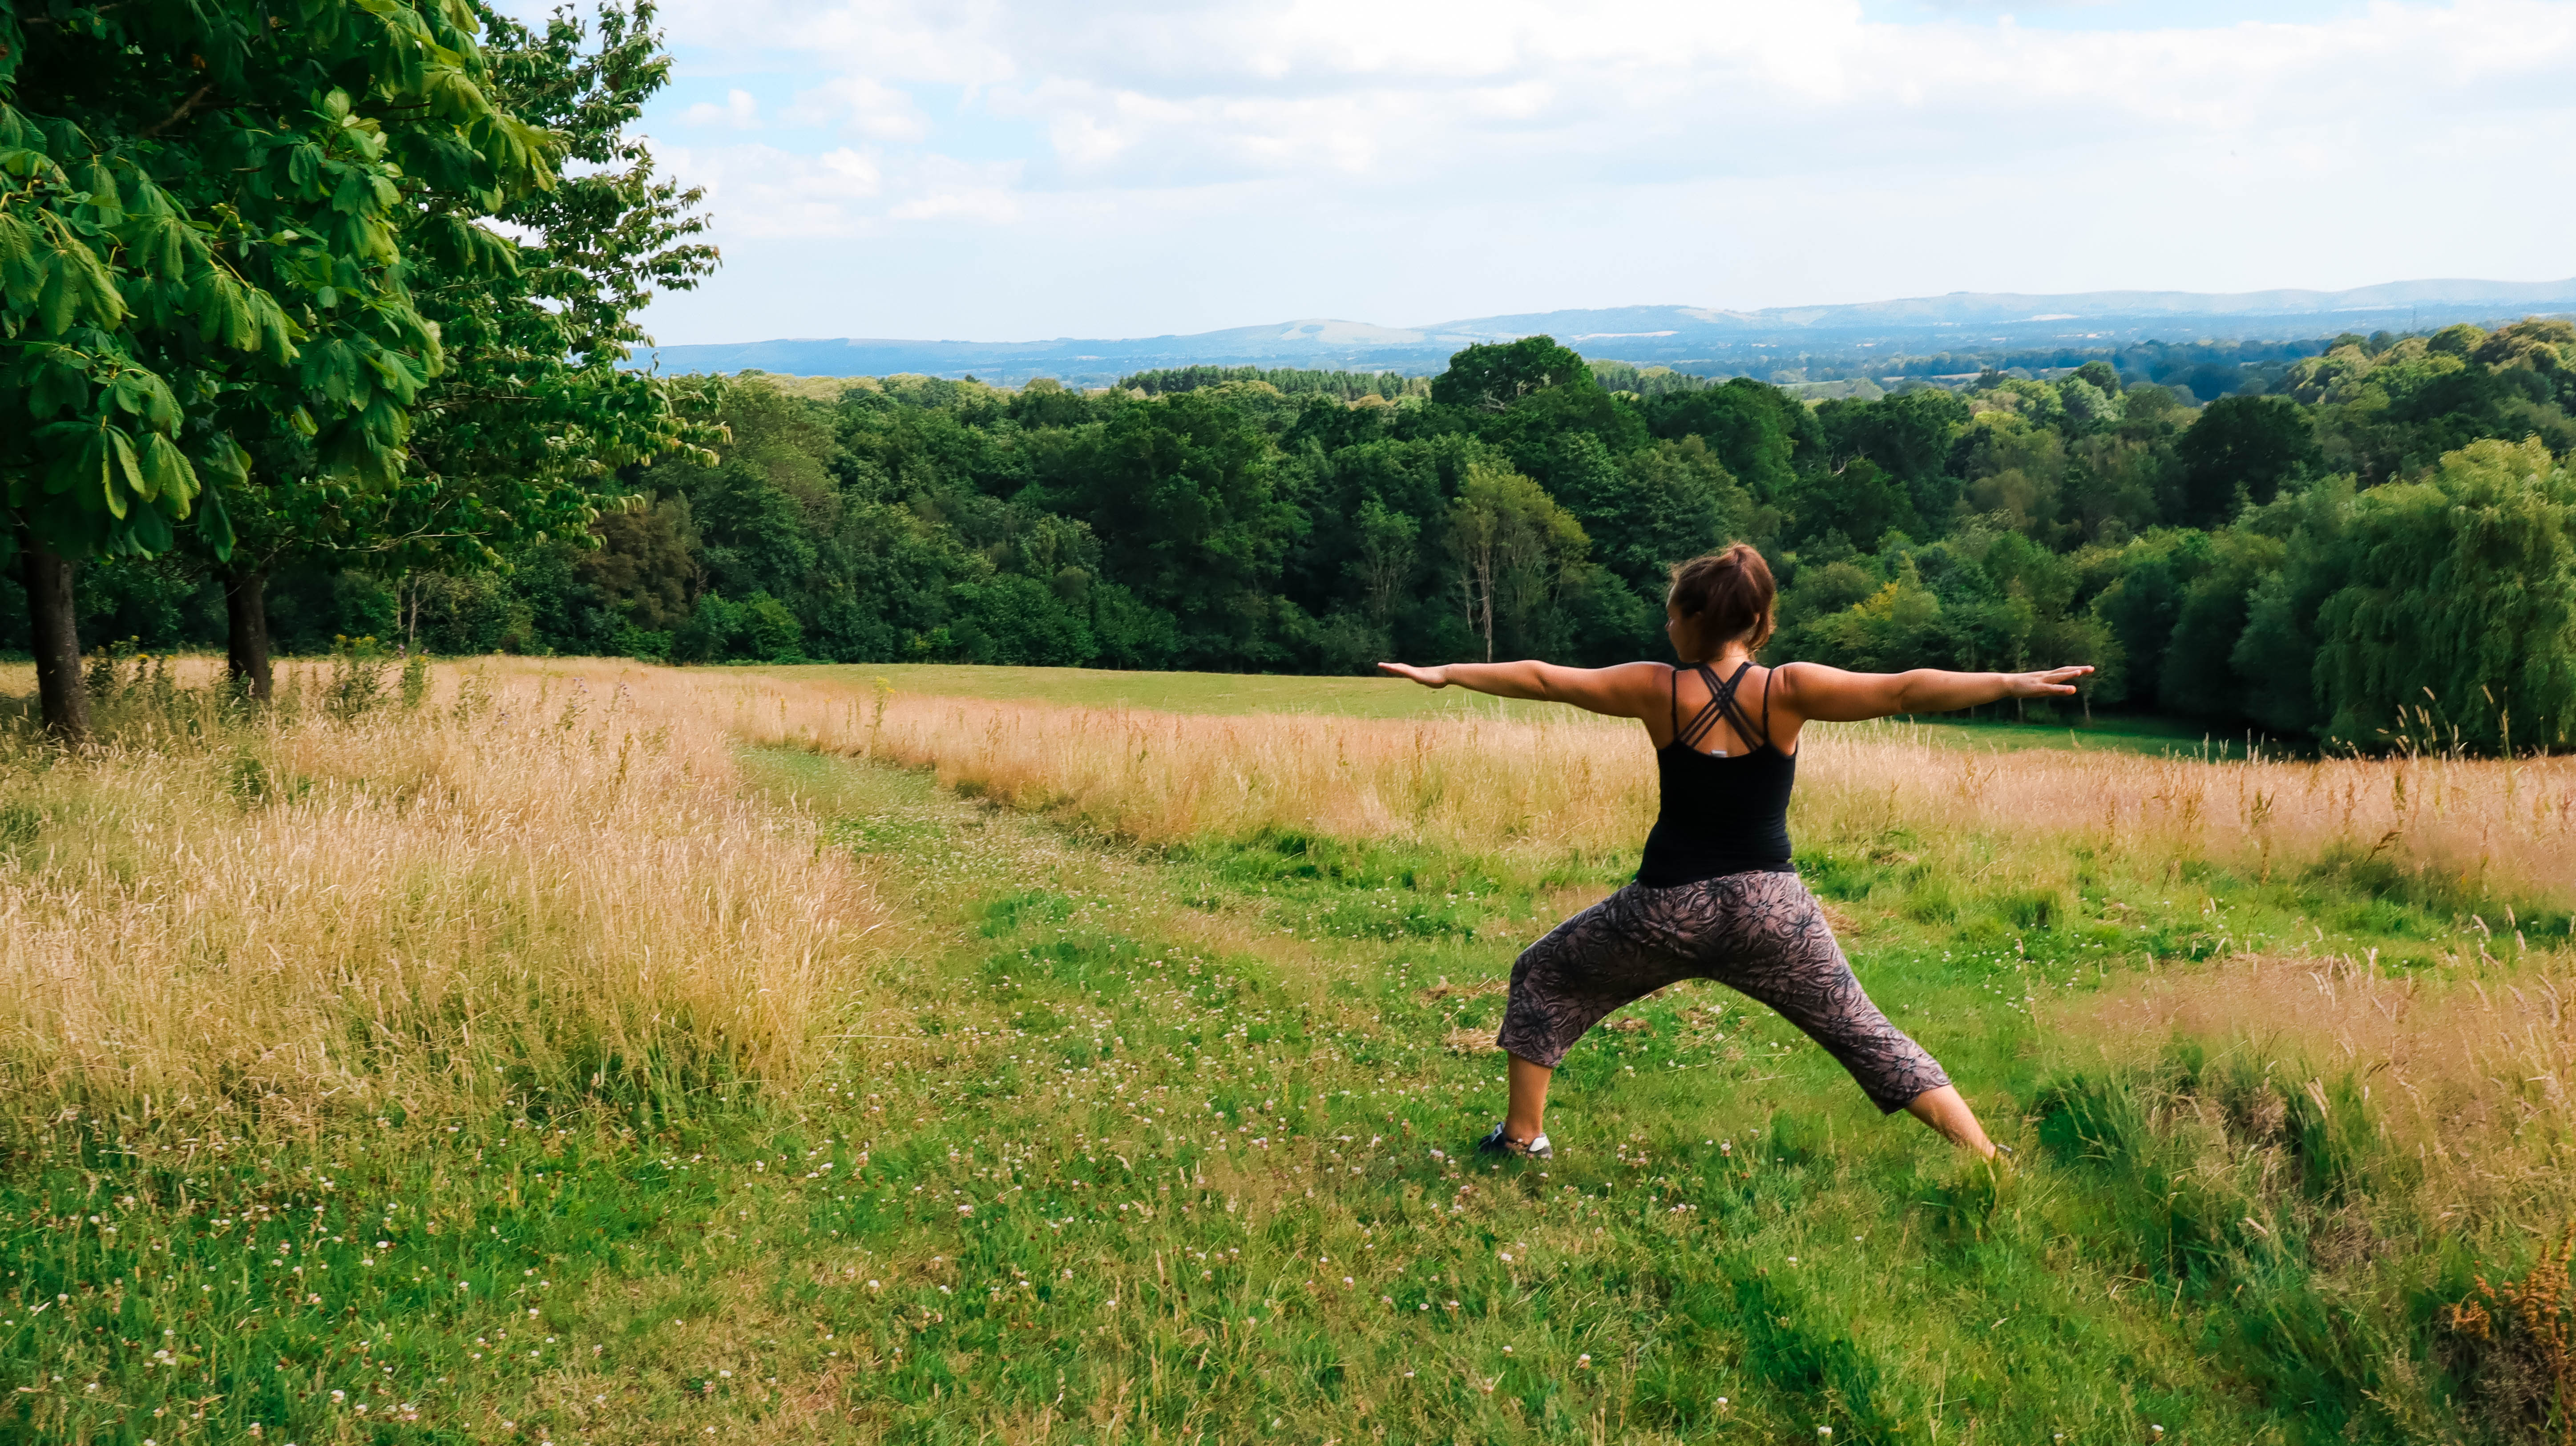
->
<box><xmin>525</xmin><ymin>0</ymin><xmax>2576</xmax><ymax>346</ymax></box>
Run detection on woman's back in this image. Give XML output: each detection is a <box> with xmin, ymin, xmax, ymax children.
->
<box><xmin>1635</xmin><ymin>661</ymin><xmax>1797</xmax><ymax>887</ymax></box>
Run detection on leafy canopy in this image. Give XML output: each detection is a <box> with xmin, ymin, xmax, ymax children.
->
<box><xmin>0</xmin><ymin>0</ymin><xmax>560</xmax><ymax>561</ymax></box>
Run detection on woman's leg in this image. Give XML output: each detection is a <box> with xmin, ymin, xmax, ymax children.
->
<box><xmin>1502</xmin><ymin>1052</ymin><xmax>1553</xmax><ymax>1144</ymax></box>
<box><xmin>1902</xmin><ymin>1084</ymin><xmax>1997</xmax><ymax>1159</ymax></box>
<box><xmin>1493</xmin><ymin>885</ymin><xmax>1701</xmax><ymax>1146</ymax></box>
<box><xmin>1698</xmin><ymin>874</ymin><xmax>1970</xmax><ymax>1142</ymax></box>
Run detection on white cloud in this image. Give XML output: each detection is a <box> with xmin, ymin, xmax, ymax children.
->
<box><xmin>653</xmin><ymin>143</ymin><xmax>885</xmax><ymax>238</ymax></box>
<box><xmin>680</xmin><ymin>87</ymin><xmax>762</xmax><ymax>130</ymax></box>
<box><xmin>626</xmin><ymin>0</ymin><xmax>2576</xmax><ymax>339</ymax></box>
<box><xmin>785</xmin><ymin>77</ymin><xmax>933</xmax><ymax>141</ymax></box>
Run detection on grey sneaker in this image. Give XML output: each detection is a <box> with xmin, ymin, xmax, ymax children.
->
<box><xmin>1475</xmin><ymin>1123</ymin><xmax>1551</xmax><ymax>1160</ymax></box>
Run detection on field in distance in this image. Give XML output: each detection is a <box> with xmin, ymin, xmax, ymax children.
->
<box><xmin>761</xmin><ymin>661</ymin><xmax>2254</xmax><ymax>756</ymax></box>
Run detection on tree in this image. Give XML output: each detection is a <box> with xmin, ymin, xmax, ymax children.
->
<box><xmin>1815</xmin><ymin>387</ymin><xmax>1969</xmax><ymax>523</ymax></box>
<box><xmin>1429</xmin><ymin>336</ymin><xmax>1593</xmax><ymax>412</ymax></box>
<box><xmin>207</xmin><ymin>0</ymin><xmax>721</xmax><ymax>697</ymax></box>
<box><xmin>2090</xmin><ymin>530</ymin><xmax>2212</xmax><ymax>700</ymax></box>
<box><xmin>2157</xmin><ymin>529</ymin><xmax>2285</xmax><ymax>719</ymax></box>
<box><xmin>1643</xmin><ymin>379</ymin><xmax>1817</xmax><ymax>503</ymax></box>
<box><xmin>1349</xmin><ymin>498</ymin><xmax>1419</xmax><ymax>628</ymax></box>
<box><xmin>2303</xmin><ymin>439</ymin><xmax>2576</xmax><ymax>750</ymax></box>
<box><xmin>2174</xmin><ymin>396</ymin><xmax>2319</xmax><ymax>528</ymax></box>
<box><xmin>1447</xmin><ymin>462</ymin><xmax>1589</xmax><ymax>662</ymax></box>
<box><xmin>1046</xmin><ymin>392</ymin><xmax>1297</xmax><ymax>666</ymax></box>
<box><xmin>1</xmin><ymin>0</ymin><xmax>558</xmax><ymax>735</ymax></box>
<box><xmin>1549</xmin><ymin>434</ymin><xmax>1750</xmax><ymax>598</ymax></box>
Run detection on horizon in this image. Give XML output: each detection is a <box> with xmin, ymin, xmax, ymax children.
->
<box><xmin>642</xmin><ymin>274</ymin><xmax>2576</xmax><ymax>350</ymax></box>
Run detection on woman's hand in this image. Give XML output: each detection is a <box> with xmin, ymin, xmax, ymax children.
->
<box><xmin>1377</xmin><ymin>662</ymin><xmax>1450</xmax><ymax>688</ymax></box>
<box><xmin>2002</xmin><ymin>664</ymin><xmax>2093</xmax><ymax>698</ymax></box>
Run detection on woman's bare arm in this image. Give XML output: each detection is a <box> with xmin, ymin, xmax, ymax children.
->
<box><xmin>1377</xmin><ymin>660</ymin><xmax>1668</xmax><ymax>721</ymax></box>
<box><xmin>1777</xmin><ymin>662</ymin><xmax>2093</xmax><ymax>724</ymax></box>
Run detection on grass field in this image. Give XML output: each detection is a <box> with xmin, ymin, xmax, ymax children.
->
<box><xmin>754</xmin><ymin>664</ymin><xmax>2258</xmax><ymax>757</ymax></box>
<box><xmin>3</xmin><ymin>658</ymin><xmax>2571</xmax><ymax>1445</ymax></box>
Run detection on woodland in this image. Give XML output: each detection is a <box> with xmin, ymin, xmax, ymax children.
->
<box><xmin>40</xmin><ymin>324</ymin><xmax>2576</xmax><ymax>754</ymax></box>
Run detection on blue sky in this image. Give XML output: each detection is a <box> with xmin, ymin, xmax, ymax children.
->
<box><xmin>528</xmin><ymin>0</ymin><xmax>2576</xmax><ymax>345</ymax></box>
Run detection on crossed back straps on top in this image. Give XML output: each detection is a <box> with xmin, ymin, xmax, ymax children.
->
<box><xmin>1669</xmin><ymin>660</ymin><xmax>1775</xmax><ymax>756</ymax></box>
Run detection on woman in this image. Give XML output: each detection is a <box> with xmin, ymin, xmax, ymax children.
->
<box><xmin>1378</xmin><ymin>544</ymin><xmax>2088</xmax><ymax>1161</ymax></box>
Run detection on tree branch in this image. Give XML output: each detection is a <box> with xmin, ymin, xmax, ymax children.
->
<box><xmin>138</xmin><ymin>83</ymin><xmax>214</xmax><ymax>140</ymax></box>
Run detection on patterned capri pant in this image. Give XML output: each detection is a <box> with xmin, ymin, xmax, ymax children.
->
<box><xmin>1496</xmin><ymin>870</ymin><xmax>1950</xmax><ymax>1114</ymax></box>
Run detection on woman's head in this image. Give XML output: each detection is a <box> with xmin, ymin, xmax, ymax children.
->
<box><xmin>1665</xmin><ymin>544</ymin><xmax>1775</xmax><ymax>661</ymax></box>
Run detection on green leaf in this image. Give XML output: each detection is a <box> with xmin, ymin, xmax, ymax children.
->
<box><xmin>138</xmin><ymin>373</ymin><xmax>180</xmax><ymax>432</ymax></box>
<box><xmin>196</xmin><ymin>434</ymin><xmax>251</xmax><ymax>492</ymax></box>
<box><xmin>141</xmin><ymin>431</ymin><xmax>197</xmax><ymax>513</ymax></box>
<box><xmin>194</xmin><ymin>471</ymin><xmax>237</xmax><ymax>561</ymax></box>
<box><xmin>331</xmin><ymin>168</ymin><xmax>373</xmax><ymax>216</ymax></box>
<box><xmin>74</xmin><ymin>240</ymin><xmax>125</xmax><ymax>330</ymax></box>
<box><xmin>35</xmin><ymin>252</ymin><xmax>75</xmax><ymax>333</ymax></box>
<box><xmin>28</xmin><ymin>362</ymin><xmax>86</xmax><ymax>420</ymax></box>
<box><xmin>0</xmin><ymin>212</ymin><xmax>36</xmax><ymax>306</ymax></box>
<box><xmin>104</xmin><ymin>427</ymin><xmax>140</xmax><ymax>517</ymax></box>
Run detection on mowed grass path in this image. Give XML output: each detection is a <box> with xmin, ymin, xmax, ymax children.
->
<box><xmin>8</xmin><ymin>739</ymin><xmax>2289</xmax><ymax>1445</ymax></box>
<box><xmin>728</xmin><ymin>749</ymin><xmax>2237</xmax><ymax>1443</ymax></box>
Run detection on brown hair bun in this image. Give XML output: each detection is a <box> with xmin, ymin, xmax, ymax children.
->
<box><xmin>1667</xmin><ymin>543</ymin><xmax>1776</xmax><ymax>655</ymax></box>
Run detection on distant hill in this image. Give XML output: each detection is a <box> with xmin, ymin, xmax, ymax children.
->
<box><xmin>633</xmin><ymin>278</ymin><xmax>2576</xmax><ymax>387</ymax></box>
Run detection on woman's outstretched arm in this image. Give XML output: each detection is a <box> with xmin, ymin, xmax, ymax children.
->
<box><xmin>1777</xmin><ymin>661</ymin><xmax>2093</xmax><ymax>723</ymax></box>
<box><xmin>1377</xmin><ymin>659</ymin><xmax>1668</xmax><ymax>721</ymax></box>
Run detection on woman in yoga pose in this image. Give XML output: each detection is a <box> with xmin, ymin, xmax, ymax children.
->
<box><xmin>1378</xmin><ymin>543</ymin><xmax>2088</xmax><ymax>1161</ymax></box>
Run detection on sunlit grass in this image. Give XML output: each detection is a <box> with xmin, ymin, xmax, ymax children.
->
<box><xmin>1</xmin><ymin>659</ymin><xmax>2568</xmax><ymax>1444</ymax></box>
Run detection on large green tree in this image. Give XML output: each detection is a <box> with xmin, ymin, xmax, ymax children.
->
<box><xmin>1</xmin><ymin>0</ymin><xmax>559</xmax><ymax>735</ymax></box>
<box><xmin>1447</xmin><ymin>460</ymin><xmax>1590</xmax><ymax>662</ymax></box>
<box><xmin>2293</xmin><ymin>439</ymin><xmax>2576</xmax><ymax>749</ymax></box>
<box><xmin>207</xmin><ymin>0</ymin><xmax>720</xmax><ymax>696</ymax></box>
<box><xmin>2173</xmin><ymin>395</ymin><xmax>2319</xmax><ymax>527</ymax></box>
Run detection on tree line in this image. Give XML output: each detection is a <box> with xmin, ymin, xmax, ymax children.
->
<box><xmin>31</xmin><ymin>316</ymin><xmax>2576</xmax><ymax>752</ymax></box>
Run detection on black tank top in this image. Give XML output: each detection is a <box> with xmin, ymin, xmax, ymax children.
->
<box><xmin>1635</xmin><ymin>661</ymin><xmax>1797</xmax><ymax>887</ymax></box>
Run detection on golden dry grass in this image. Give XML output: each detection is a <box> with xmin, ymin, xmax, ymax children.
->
<box><xmin>661</xmin><ymin>666</ymin><xmax>2576</xmax><ymax>913</ymax></box>
<box><xmin>0</xmin><ymin>660</ymin><xmax>881</xmax><ymax>1132</ymax></box>
<box><xmin>12</xmin><ymin>651</ymin><xmax>2568</xmax><ymax>1139</ymax></box>
<box><xmin>2057</xmin><ymin>945</ymin><xmax>2574</xmax><ymax>1215</ymax></box>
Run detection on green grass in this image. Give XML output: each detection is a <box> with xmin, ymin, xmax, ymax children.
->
<box><xmin>752</xmin><ymin>662</ymin><xmax>2263</xmax><ymax>758</ymax></box>
<box><xmin>761</xmin><ymin>662</ymin><xmax>1570</xmax><ymax>721</ymax></box>
<box><xmin>2</xmin><ymin>746</ymin><xmax>2545</xmax><ymax>1443</ymax></box>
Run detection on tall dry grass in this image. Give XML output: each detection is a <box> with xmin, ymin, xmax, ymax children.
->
<box><xmin>13</xmin><ymin>651</ymin><xmax>2565</xmax><ymax>1137</ymax></box>
<box><xmin>0</xmin><ymin>659</ymin><xmax>880</xmax><ymax>1135</ymax></box>
<box><xmin>675</xmin><ymin>670</ymin><xmax>2576</xmax><ymax>914</ymax></box>
<box><xmin>2056</xmin><ymin>947</ymin><xmax>2574</xmax><ymax>1217</ymax></box>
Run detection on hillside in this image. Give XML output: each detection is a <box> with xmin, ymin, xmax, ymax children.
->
<box><xmin>636</xmin><ymin>278</ymin><xmax>2576</xmax><ymax>386</ymax></box>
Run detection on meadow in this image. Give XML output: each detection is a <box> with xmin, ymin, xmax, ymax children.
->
<box><xmin>1</xmin><ymin>657</ymin><xmax>2570</xmax><ymax>1445</ymax></box>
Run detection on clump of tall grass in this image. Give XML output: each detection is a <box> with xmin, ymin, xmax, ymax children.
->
<box><xmin>2027</xmin><ymin>947</ymin><xmax>2575</xmax><ymax>1441</ymax></box>
<box><xmin>0</xmin><ymin>659</ymin><xmax>880</xmax><ymax>1139</ymax></box>
<box><xmin>2061</xmin><ymin>948</ymin><xmax>2573</xmax><ymax>1214</ymax></box>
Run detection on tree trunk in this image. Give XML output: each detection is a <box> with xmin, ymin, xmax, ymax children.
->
<box><xmin>21</xmin><ymin>542</ymin><xmax>88</xmax><ymax>744</ymax></box>
<box><xmin>225</xmin><ymin>564</ymin><xmax>273</xmax><ymax>701</ymax></box>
